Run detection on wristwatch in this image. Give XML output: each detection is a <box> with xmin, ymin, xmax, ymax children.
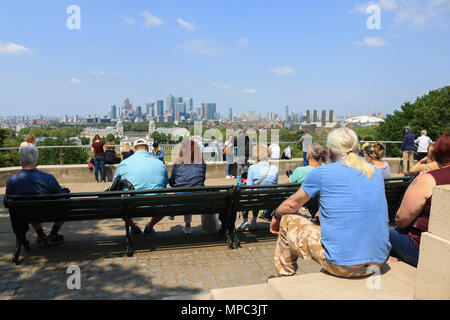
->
<box><xmin>271</xmin><ymin>208</ymin><xmax>282</xmax><ymax>221</ymax></box>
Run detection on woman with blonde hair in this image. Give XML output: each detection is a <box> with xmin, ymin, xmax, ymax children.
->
<box><xmin>120</xmin><ymin>143</ymin><xmax>134</xmax><ymax>161</ymax></box>
<box><xmin>19</xmin><ymin>134</ymin><xmax>36</xmax><ymax>151</ymax></box>
<box><xmin>363</xmin><ymin>142</ymin><xmax>391</xmax><ymax>179</ymax></box>
<box><xmin>237</xmin><ymin>144</ymin><xmax>279</xmax><ymax>231</ymax></box>
<box><xmin>270</xmin><ymin>127</ymin><xmax>390</xmax><ymax>278</ymax></box>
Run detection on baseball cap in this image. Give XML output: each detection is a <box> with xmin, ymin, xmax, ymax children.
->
<box><xmin>134</xmin><ymin>139</ymin><xmax>149</xmax><ymax>148</ymax></box>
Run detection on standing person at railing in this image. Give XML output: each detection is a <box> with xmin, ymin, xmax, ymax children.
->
<box><xmin>19</xmin><ymin>134</ymin><xmax>36</xmax><ymax>151</ymax></box>
<box><xmin>401</xmin><ymin>126</ymin><xmax>416</xmax><ymax>174</ymax></box>
<box><xmin>224</xmin><ymin>135</ymin><xmax>235</xmax><ymax>179</ymax></box>
<box><xmin>237</xmin><ymin>144</ymin><xmax>278</xmax><ymax>232</ymax></box>
<box><xmin>299</xmin><ymin>130</ymin><xmax>313</xmax><ymax>166</ymax></box>
<box><xmin>415</xmin><ymin>130</ymin><xmax>433</xmax><ymax>161</ymax></box>
<box><xmin>91</xmin><ymin>135</ymin><xmax>106</xmax><ymax>183</ymax></box>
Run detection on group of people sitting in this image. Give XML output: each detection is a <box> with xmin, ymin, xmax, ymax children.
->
<box><xmin>5</xmin><ymin>128</ymin><xmax>450</xmax><ymax>279</ymax></box>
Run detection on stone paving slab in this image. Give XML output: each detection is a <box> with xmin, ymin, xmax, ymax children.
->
<box><xmin>0</xmin><ymin>180</ymin><xmax>321</xmax><ymax>300</ymax></box>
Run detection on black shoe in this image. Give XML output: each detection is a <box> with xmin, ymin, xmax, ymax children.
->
<box><xmin>37</xmin><ymin>235</ymin><xmax>49</xmax><ymax>247</ymax></box>
<box><xmin>48</xmin><ymin>233</ymin><xmax>64</xmax><ymax>245</ymax></box>
<box><xmin>131</xmin><ymin>225</ymin><xmax>142</xmax><ymax>236</ymax></box>
<box><xmin>143</xmin><ymin>224</ymin><xmax>155</xmax><ymax>236</ymax></box>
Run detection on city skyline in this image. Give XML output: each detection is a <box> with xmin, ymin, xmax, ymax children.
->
<box><xmin>1</xmin><ymin>1</ymin><xmax>449</xmax><ymax>117</ymax></box>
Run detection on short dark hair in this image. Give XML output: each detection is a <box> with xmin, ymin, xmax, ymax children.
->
<box><xmin>153</xmin><ymin>142</ymin><xmax>159</xmax><ymax>149</ymax></box>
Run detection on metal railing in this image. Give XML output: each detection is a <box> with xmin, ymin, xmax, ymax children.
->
<box><xmin>0</xmin><ymin>141</ymin><xmax>404</xmax><ymax>166</ymax></box>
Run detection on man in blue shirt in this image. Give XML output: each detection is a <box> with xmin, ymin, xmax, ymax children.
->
<box><xmin>113</xmin><ymin>139</ymin><xmax>169</xmax><ymax>235</ymax></box>
<box><xmin>5</xmin><ymin>146</ymin><xmax>65</xmax><ymax>246</ymax></box>
<box><xmin>401</xmin><ymin>126</ymin><xmax>416</xmax><ymax>173</ymax></box>
<box><xmin>270</xmin><ymin>128</ymin><xmax>391</xmax><ymax>278</ymax></box>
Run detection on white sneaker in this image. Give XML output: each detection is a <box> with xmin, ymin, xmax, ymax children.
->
<box><xmin>183</xmin><ymin>226</ymin><xmax>192</xmax><ymax>235</ymax></box>
<box><xmin>226</xmin><ymin>176</ymin><xmax>231</xmax><ymax>179</ymax></box>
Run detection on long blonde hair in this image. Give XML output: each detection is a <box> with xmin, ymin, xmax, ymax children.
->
<box><xmin>327</xmin><ymin>127</ymin><xmax>375</xmax><ymax>179</ymax></box>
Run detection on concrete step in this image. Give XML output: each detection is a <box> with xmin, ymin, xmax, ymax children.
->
<box><xmin>210</xmin><ymin>284</ymin><xmax>273</xmax><ymax>300</ymax></box>
<box><xmin>161</xmin><ymin>292</ymin><xmax>211</xmax><ymax>300</ymax></box>
<box><xmin>268</xmin><ymin>262</ymin><xmax>416</xmax><ymax>300</ymax></box>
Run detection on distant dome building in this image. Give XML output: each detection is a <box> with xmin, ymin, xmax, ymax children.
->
<box><xmin>343</xmin><ymin>116</ymin><xmax>385</xmax><ymax>125</ymax></box>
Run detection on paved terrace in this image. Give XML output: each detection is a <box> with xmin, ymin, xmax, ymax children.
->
<box><xmin>0</xmin><ymin>178</ymin><xmax>322</xmax><ymax>300</ymax></box>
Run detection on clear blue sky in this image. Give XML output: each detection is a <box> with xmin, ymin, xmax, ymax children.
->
<box><xmin>0</xmin><ymin>0</ymin><xmax>449</xmax><ymax>117</ymax></box>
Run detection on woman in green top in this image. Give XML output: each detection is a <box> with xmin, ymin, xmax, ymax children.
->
<box><xmin>289</xmin><ymin>143</ymin><xmax>326</xmax><ymax>184</ymax></box>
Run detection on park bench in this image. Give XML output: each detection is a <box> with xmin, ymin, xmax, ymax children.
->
<box><xmin>3</xmin><ymin>177</ymin><xmax>413</xmax><ymax>265</ymax></box>
<box><xmin>4</xmin><ymin>185</ymin><xmax>235</xmax><ymax>264</ymax></box>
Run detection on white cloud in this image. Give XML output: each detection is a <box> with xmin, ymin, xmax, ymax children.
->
<box><xmin>179</xmin><ymin>39</ymin><xmax>217</xmax><ymax>55</ymax></box>
<box><xmin>111</xmin><ymin>72</ymin><xmax>119</xmax><ymax>76</ymax></box>
<box><xmin>241</xmin><ymin>89</ymin><xmax>256</xmax><ymax>93</ymax></box>
<box><xmin>69</xmin><ymin>78</ymin><xmax>80</xmax><ymax>84</ymax></box>
<box><xmin>238</xmin><ymin>38</ymin><xmax>249</xmax><ymax>46</ymax></box>
<box><xmin>90</xmin><ymin>70</ymin><xmax>107</xmax><ymax>75</ymax></box>
<box><xmin>353</xmin><ymin>37</ymin><xmax>388</xmax><ymax>47</ymax></box>
<box><xmin>141</xmin><ymin>11</ymin><xmax>163</xmax><ymax>27</ymax></box>
<box><xmin>0</xmin><ymin>42</ymin><xmax>32</xmax><ymax>55</ymax></box>
<box><xmin>119</xmin><ymin>15</ymin><xmax>138</xmax><ymax>25</ymax></box>
<box><xmin>269</xmin><ymin>66</ymin><xmax>296</xmax><ymax>75</ymax></box>
<box><xmin>177</xmin><ymin>18</ymin><xmax>196</xmax><ymax>31</ymax></box>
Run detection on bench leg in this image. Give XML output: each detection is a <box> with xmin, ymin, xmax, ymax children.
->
<box><xmin>12</xmin><ymin>233</ymin><xmax>29</xmax><ymax>265</ymax></box>
<box><xmin>124</xmin><ymin>220</ymin><xmax>134</xmax><ymax>257</ymax></box>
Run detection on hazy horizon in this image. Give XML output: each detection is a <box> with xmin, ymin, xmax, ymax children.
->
<box><xmin>1</xmin><ymin>1</ymin><xmax>449</xmax><ymax>117</ymax></box>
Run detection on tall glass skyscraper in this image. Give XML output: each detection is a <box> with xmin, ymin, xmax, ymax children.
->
<box><xmin>166</xmin><ymin>95</ymin><xmax>175</xmax><ymax>115</ymax></box>
<box><xmin>184</xmin><ymin>97</ymin><xmax>193</xmax><ymax>112</ymax></box>
<box><xmin>156</xmin><ymin>100</ymin><xmax>164</xmax><ymax>116</ymax></box>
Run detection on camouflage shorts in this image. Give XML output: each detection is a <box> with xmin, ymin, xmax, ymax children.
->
<box><xmin>274</xmin><ymin>214</ymin><xmax>380</xmax><ymax>278</ymax></box>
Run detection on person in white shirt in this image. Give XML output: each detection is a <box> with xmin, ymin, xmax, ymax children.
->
<box><xmin>281</xmin><ymin>145</ymin><xmax>292</xmax><ymax>159</ymax></box>
<box><xmin>415</xmin><ymin>130</ymin><xmax>433</xmax><ymax>161</ymax></box>
<box><xmin>269</xmin><ymin>143</ymin><xmax>280</xmax><ymax>160</ymax></box>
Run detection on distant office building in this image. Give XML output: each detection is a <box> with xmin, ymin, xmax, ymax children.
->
<box><xmin>109</xmin><ymin>105</ymin><xmax>117</xmax><ymax>119</ymax></box>
<box><xmin>175</xmin><ymin>102</ymin><xmax>185</xmax><ymax>115</ymax></box>
<box><xmin>306</xmin><ymin>110</ymin><xmax>311</xmax><ymax>123</ymax></box>
<box><xmin>156</xmin><ymin>100</ymin><xmax>164</xmax><ymax>116</ymax></box>
<box><xmin>329</xmin><ymin>110</ymin><xmax>334</xmax><ymax>123</ymax></box>
<box><xmin>146</xmin><ymin>103</ymin><xmax>153</xmax><ymax>117</ymax></box>
<box><xmin>136</xmin><ymin>106</ymin><xmax>142</xmax><ymax>117</ymax></box>
<box><xmin>228</xmin><ymin>107</ymin><xmax>233</xmax><ymax>121</ymax></box>
<box><xmin>313</xmin><ymin>110</ymin><xmax>318</xmax><ymax>122</ymax></box>
<box><xmin>184</xmin><ymin>97</ymin><xmax>193</xmax><ymax>112</ymax></box>
<box><xmin>247</xmin><ymin>111</ymin><xmax>256</xmax><ymax>121</ymax></box>
<box><xmin>166</xmin><ymin>95</ymin><xmax>175</xmax><ymax>114</ymax></box>
<box><xmin>322</xmin><ymin>110</ymin><xmax>326</xmax><ymax>127</ymax></box>
<box><xmin>285</xmin><ymin>105</ymin><xmax>289</xmax><ymax>122</ymax></box>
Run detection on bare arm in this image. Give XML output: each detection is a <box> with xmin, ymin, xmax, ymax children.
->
<box><xmin>395</xmin><ymin>173</ymin><xmax>435</xmax><ymax>229</ymax></box>
<box><xmin>270</xmin><ymin>188</ymin><xmax>311</xmax><ymax>234</ymax></box>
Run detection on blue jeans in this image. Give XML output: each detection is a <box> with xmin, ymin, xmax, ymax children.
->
<box><xmin>303</xmin><ymin>152</ymin><xmax>309</xmax><ymax>166</ymax></box>
<box><xmin>226</xmin><ymin>164</ymin><xmax>233</xmax><ymax>176</ymax></box>
<box><xmin>94</xmin><ymin>156</ymin><xmax>106</xmax><ymax>182</ymax></box>
<box><xmin>389</xmin><ymin>227</ymin><xmax>419</xmax><ymax>267</ymax></box>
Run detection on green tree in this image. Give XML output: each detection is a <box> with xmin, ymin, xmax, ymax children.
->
<box><xmin>376</xmin><ymin>86</ymin><xmax>450</xmax><ymax>156</ymax></box>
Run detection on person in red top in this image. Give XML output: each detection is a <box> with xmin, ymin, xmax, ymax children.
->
<box><xmin>91</xmin><ymin>134</ymin><xmax>106</xmax><ymax>182</ymax></box>
<box><xmin>390</xmin><ymin>132</ymin><xmax>450</xmax><ymax>267</ymax></box>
